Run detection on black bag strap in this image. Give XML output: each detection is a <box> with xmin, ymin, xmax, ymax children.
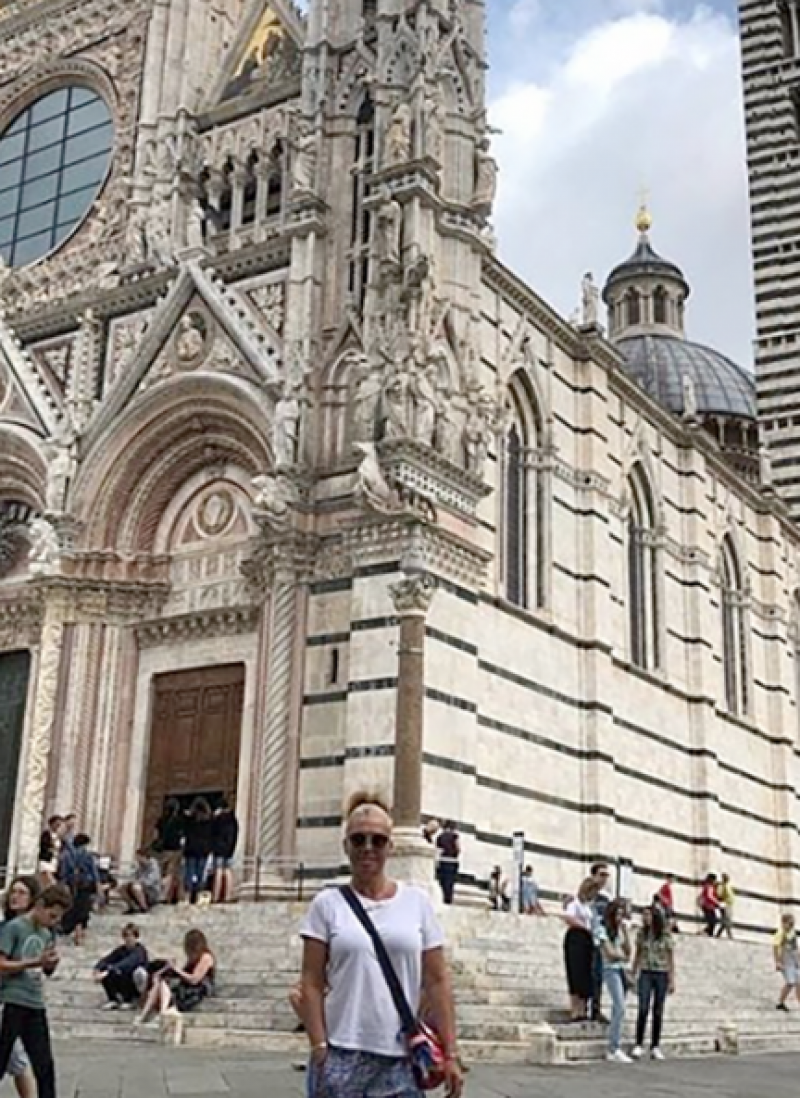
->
<box><xmin>339</xmin><ymin>885</ymin><xmax>418</xmax><ymax>1036</ymax></box>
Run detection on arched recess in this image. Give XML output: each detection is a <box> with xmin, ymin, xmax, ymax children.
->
<box><xmin>0</xmin><ymin>425</ymin><xmax>47</xmax><ymax>581</ymax></box>
<box><xmin>625</xmin><ymin>288</ymin><xmax>641</xmax><ymax>327</ymax></box>
<box><xmin>720</xmin><ymin>533</ymin><xmax>749</xmax><ymax>716</ymax></box>
<box><xmin>626</xmin><ymin>462</ymin><xmax>661</xmax><ymax>671</ymax></box>
<box><xmin>502</xmin><ymin>369</ymin><xmax>548</xmax><ymax>611</ymax></box>
<box><xmin>73</xmin><ymin>376</ymin><xmax>272</xmax><ymax>554</ymax></box>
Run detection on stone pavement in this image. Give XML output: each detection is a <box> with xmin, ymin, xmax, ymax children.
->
<box><xmin>15</xmin><ymin>1043</ymin><xmax>800</xmax><ymax>1098</ymax></box>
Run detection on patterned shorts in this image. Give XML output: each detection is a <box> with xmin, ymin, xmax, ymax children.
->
<box><xmin>309</xmin><ymin>1046</ymin><xmax>421</xmax><ymax>1098</ymax></box>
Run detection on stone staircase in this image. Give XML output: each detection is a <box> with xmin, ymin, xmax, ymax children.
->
<box><xmin>44</xmin><ymin>900</ymin><xmax>800</xmax><ymax>1065</ymax></box>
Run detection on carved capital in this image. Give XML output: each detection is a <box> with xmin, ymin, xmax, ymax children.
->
<box><xmin>390</xmin><ymin>573</ymin><xmax>437</xmax><ymax>617</ymax></box>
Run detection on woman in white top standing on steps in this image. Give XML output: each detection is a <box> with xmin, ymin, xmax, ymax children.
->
<box><xmin>299</xmin><ymin>792</ymin><xmax>464</xmax><ymax>1098</ymax></box>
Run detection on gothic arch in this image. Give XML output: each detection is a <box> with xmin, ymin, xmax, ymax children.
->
<box><xmin>0</xmin><ymin>424</ymin><xmax>47</xmax><ymax>512</ymax></box>
<box><xmin>74</xmin><ymin>375</ymin><xmax>272</xmax><ymax>553</ymax></box>
<box><xmin>719</xmin><ymin>533</ymin><xmax>749</xmax><ymax>715</ymax></box>
<box><xmin>626</xmin><ymin>462</ymin><xmax>661</xmax><ymax>671</ymax></box>
<box><xmin>501</xmin><ymin>369</ymin><xmax>548</xmax><ymax>610</ymax></box>
<box><xmin>320</xmin><ymin>347</ymin><xmax>364</xmax><ymax>466</ymax></box>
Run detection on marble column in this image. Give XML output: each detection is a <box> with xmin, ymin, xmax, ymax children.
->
<box><xmin>390</xmin><ymin>572</ymin><xmax>437</xmax><ymax>888</ymax></box>
<box><xmin>16</xmin><ymin>607</ymin><xmax>66</xmax><ymax>871</ymax></box>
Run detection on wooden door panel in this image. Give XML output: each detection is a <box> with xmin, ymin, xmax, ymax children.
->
<box><xmin>142</xmin><ymin>664</ymin><xmax>245</xmax><ymax>845</ymax></box>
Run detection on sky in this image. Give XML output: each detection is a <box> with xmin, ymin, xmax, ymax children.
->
<box><xmin>487</xmin><ymin>0</ymin><xmax>753</xmax><ymax>367</ymax></box>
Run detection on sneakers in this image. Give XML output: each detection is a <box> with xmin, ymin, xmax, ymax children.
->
<box><xmin>101</xmin><ymin>1001</ymin><xmax>120</xmax><ymax>1012</ymax></box>
<box><xmin>777</xmin><ymin>1002</ymin><xmax>790</xmax><ymax>1013</ymax></box>
<box><xmin>651</xmin><ymin>1047</ymin><xmax>666</xmax><ymax>1061</ymax></box>
<box><xmin>630</xmin><ymin>1045</ymin><xmax>644</xmax><ymax>1061</ymax></box>
<box><xmin>606</xmin><ymin>1050</ymin><xmax>632</xmax><ymax>1064</ymax></box>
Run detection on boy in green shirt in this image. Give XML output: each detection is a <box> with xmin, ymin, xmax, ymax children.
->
<box><xmin>0</xmin><ymin>884</ymin><xmax>71</xmax><ymax>1098</ymax></box>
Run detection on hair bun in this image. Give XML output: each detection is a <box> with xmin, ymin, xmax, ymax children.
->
<box><xmin>345</xmin><ymin>791</ymin><xmax>392</xmax><ymax>818</ymax></box>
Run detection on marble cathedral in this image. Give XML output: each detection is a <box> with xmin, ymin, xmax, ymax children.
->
<box><xmin>0</xmin><ymin>0</ymin><xmax>798</xmax><ymax>931</ymax></box>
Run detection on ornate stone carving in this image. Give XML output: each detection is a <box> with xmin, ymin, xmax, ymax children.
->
<box><xmin>472</xmin><ymin>137</ymin><xmax>498</xmax><ymax>214</ymax></box>
<box><xmin>248</xmin><ymin>283</ymin><xmax>285</xmax><ymax>334</ymax></box>
<box><xmin>175</xmin><ymin>313</ymin><xmax>210</xmax><ymax>365</ymax></box>
<box><xmin>27</xmin><ymin>519</ymin><xmax>62</xmax><ymax>576</ymax></box>
<box><xmin>251</xmin><ymin>471</ymin><xmax>300</xmax><ymax>532</ymax></box>
<box><xmin>581</xmin><ymin>272</ymin><xmax>599</xmax><ymax>327</ymax></box>
<box><xmin>375</xmin><ymin>188</ymin><xmax>403</xmax><ymax>271</ymax></box>
<box><xmin>351</xmin><ymin>353</ymin><xmax>383</xmax><ymax>445</ymax></box>
<box><xmin>462</xmin><ymin>388</ymin><xmax>496</xmax><ymax>477</ymax></box>
<box><xmin>290</xmin><ymin>118</ymin><xmax>317</xmax><ymax>194</ymax></box>
<box><xmin>0</xmin><ymin>508</ymin><xmax>27</xmax><ymax>580</ymax></box>
<box><xmin>390</xmin><ymin>572</ymin><xmax>437</xmax><ymax>616</ymax></box>
<box><xmin>43</xmin><ymin>426</ymin><xmax>78</xmax><ymax>517</ymax></box>
<box><xmin>385</xmin><ymin>101</ymin><xmax>413</xmax><ymax>165</ymax></box>
<box><xmin>273</xmin><ymin>381</ymin><xmax>304</xmax><ymax>469</ymax></box>
<box><xmin>107</xmin><ymin>312</ymin><xmax>152</xmax><ymax>387</ymax></box>
<box><xmin>422</xmin><ymin>83</ymin><xmax>445</xmax><ymax>164</ymax></box>
<box><xmin>17</xmin><ymin>614</ymin><xmax>65</xmax><ymax>870</ymax></box>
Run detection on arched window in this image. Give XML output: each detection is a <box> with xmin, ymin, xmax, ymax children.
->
<box><xmin>503</xmin><ymin>372</ymin><xmax>546</xmax><ymax>610</ymax></box>
<box><xmin>653</xmin><ymin>286</ymin><xmax>668</xmax><ymax>325</ymax></box>
<box><xmin>348</xmin><ymin>95</ymin><xmax>376</xmax><ymax>311</ymax></box>
<box><xmin>627</xmin><ymin>466</ymin><xmax>660</xmax><ymax>670</ymax></box>
<box><xmin>625</xmin><ymin>288</ymin><xmax>641</xmax><ymax>327</ymax></box>
<box><xmin>720</xmin><ymin>537</ymin><xmax>749</xmax><ymax>715</ymax></box>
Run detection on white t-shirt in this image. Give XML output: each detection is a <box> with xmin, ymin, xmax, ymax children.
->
<box><xmin>565</xmin><ymin>898</ymin><xmax>594</xmax><ymax>931</ymax></box>
<box><xmin>300</xmin><ymin>883</ymin><xmax>445</xmax><ymax>1057</ymax></box>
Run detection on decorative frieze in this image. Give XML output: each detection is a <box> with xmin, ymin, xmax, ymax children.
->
<box><xmin>137</xmin><ymin>606</ymin><xmax>260</xmax><ymax>649</ymax></box>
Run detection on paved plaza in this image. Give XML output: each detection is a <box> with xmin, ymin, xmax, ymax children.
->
<box><xmin>12</xmin><ymin>1043</ymin><xmax>799</xmax><ymax>1098</ymax></box>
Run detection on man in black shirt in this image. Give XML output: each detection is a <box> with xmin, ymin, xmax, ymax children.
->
<box><xmin>435</xmin><ymin>821</ymin><xmax>460</xmax><ymax>905</ymax></box>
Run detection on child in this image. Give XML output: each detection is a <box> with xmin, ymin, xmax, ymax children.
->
<box><xmin>520</xmin><ymin>866</ymin><xmax>546</xmax><ymax>916</ymax></box>
<box><xmin>774</xmin><ymin>913</ymin><xmax>800</xmax><ymax>1012</ymax></box>
<box><xmin>93</xmin><ymin>924</ymin><xmax>149</xmax><ymax>1010</ymax></box>
<box><xmin>0</xmin><ymin>883</ymin><xmax>71</xmax><ymax>1098</ymax></box>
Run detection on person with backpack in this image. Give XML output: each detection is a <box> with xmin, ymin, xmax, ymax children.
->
<box><xmin>57</xmin><ymin>834</ymin><xmax>99</xmax><ymax>945</ymax></box>
<box><xmin>299</xmin><ymin>792</ymin><xmax>463</xmax><ymax>1098</ymax></box>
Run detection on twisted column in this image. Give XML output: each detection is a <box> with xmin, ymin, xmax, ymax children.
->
<box><xmin>16</xmin><ymin>609</ymin><xmax>65</xmax><ymax>871</ymax></box>
<box><xmin>258</xmin><ymin>573</ymin><xmax>300</xmax><ymax>862</ymax></box>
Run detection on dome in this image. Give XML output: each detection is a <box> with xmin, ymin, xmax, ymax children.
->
<box><xmin>604</xmin><ymin>235</ymin><xmax>689</xmax><ymax>300</ymax></box>
<box><xmin>616</xmin><ymin>334</ymin><xmax>756</xmax><ymax>420</ymax></box>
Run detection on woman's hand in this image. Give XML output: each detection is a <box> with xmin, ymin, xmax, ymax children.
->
<box><xmin>443</xmin><ymin>1056</ymin><xmax>465</xmax><ymax>1098</ymax></box>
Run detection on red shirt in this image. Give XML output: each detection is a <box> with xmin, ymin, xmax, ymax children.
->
<box><xmin>701</xmin><ymin>881</ymin><xmax>720</xmax><ymax>910</ymax></box>
<box><xmin>657</xmin><ymin>882</ymin><xmax>674</xmax><ymax>909</ymax></box>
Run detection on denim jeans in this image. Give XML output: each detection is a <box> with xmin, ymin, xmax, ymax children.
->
<box><xmin>184</xmin><ymin>855</ymin><xmax>208</xmax><ymax>902</ymax></box>
<box><xmin>636</xmin><ymin>970</ymin><xmax>669</xmax><ymax>1048</ymax></box>
<box><xmin>603</xmin><ymin>967</ymin><xmax>626</xmax><ymax>1053</ymax></box>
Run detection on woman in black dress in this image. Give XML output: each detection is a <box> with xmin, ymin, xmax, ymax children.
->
<box><xmin>561</xmin><ymin>877</ymin><xmax>600</xmax><ymax>1022</ymax></box>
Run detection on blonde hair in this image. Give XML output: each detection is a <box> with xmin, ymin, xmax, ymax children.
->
<box><xmin>577</xmin><ymin>877</ymin><xmax>600</xmax><ymax>904</ymax></box>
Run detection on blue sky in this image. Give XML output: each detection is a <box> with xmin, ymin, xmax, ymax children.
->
<box><xmin>485</xmin><ymin>0</ymin><xmax>752</xmax><ymax>366</ymax></box>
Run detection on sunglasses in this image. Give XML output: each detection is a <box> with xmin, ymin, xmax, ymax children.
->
<box><xmin>348</xmin><ymin>832</ymin><xmax>390</xmax><ymax>851</ymax></box>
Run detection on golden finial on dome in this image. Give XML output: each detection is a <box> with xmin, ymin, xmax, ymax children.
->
<box><xmin>636</xmin><ymin>187</ymin><xmax>652</xmax><ymax>234</ymax></box>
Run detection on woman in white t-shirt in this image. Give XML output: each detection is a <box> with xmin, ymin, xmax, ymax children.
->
<box><xmin>299</xmin><ymin>792</ymin><xmax>463</xmax><ymax>1098</ymax></box>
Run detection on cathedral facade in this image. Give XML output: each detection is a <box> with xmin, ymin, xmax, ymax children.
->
<box><xmin>0</xmin><ymin>0</ymin><xmax>798</xmax><ymax>933</ymax></box>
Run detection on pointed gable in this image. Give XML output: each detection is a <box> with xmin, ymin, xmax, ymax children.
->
<box><xmin>0</xmin><ymin>318</ymin><xmax>62</xmax><ymax>436</ymax></box>
<box><xmin>207</xmin><ymin>0</ymin><xmax>304</xmax><ymax>110</ymax></box>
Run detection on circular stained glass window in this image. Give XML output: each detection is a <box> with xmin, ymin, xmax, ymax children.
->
<box><xmin>0</xmin><ymin>86</ymin><xmax>114</xmax><ymax>268</ymax></box>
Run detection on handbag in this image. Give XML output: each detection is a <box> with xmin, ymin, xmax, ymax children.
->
<box><xmin>339</xmin><ymin>886</ymin><xmax>448</xmax><ymax>1091</ymax></box>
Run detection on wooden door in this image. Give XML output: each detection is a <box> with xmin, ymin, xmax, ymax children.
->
<box><xmin>141</xmin><ymin>664</ymin><xmax>244</xmax><ymax>847</ymax></box>
<box><xmin>0</xmin><ymin>650</ymin><xmax>31</xmax><ymax>881</ymax></box>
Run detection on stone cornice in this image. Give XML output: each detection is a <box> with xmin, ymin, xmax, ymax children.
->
<box><xmin>136</xmin><ymin>605</ymin><xmax>260</xmax><ymax>649</ymax></box>
<box><xmin>482</xmin><ymin>255</ymin><xmax>585</xmax><ymax>356</ymax></box>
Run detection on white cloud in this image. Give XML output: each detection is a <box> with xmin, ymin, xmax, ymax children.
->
<box><xmin>490</xmin><ymin>5</ymin><xmax>754</xmax><ymax>368</ymax></box>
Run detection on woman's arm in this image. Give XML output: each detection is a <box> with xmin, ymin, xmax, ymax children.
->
<box><xmin>422</xmin><ymin>947</ymin><xmax>463</xmax><ymax>1098</ymax></box>
<box><xmin>300</xmin><ymin>938</ymin><xmax>329</xmax><ymax>1059</ymax></box>
<box><xmin>175</xmin><ymin>952</ymin><xmax>214</xmax><ymax>985</ymax></box>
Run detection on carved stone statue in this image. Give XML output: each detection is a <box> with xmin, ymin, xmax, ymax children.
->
<box><xmin>375</xmin><ymin>188</ymin><xmax>403</xmax><ymax>269</ymax></box>
<box><xmin>382</xmin><ymin>370</ymin><xmax>411</xmax><ymax>440</ymax></box>
<box><xmin>44</xmin><ymin>428</ymin><xmax>77</xmax><ymax>516</ymax></box>
<box><xmin>186</xmin><ymin>199</ymin><xmax>206</xmax><ymax>249</ymax></box>
<box><xmin>682</xmin><ymin>372</ymin><xmax>699</xmax><ymax>423</ymax></box>
<box><xmin>423</xmin><ymin>84</ymin><xmax>445</xmax><ymax>164</ymax></box>
<box><xmin>144</xmin><ymin>202</ymin><xmax>174</xmax><ymax>267</ymax></box>
<box><xmin>581</xmin><ymin>272</ymin><xmax>599</xmax><ymax>327</ymax></box>
<box><xmin>176</xmin><ymin>314</ymin><xmax>207</xmax><ymax>363</ymax></box>
<box><xmin>472</xmin><ymin>138</ymin><xmax>498</xmax><ymax>213</ymax></box>
<box><xmin>760</xmin><ymin>443</ymin><xmax>774</xmax><ymax>489</ymax></box>
<box><xmin>351</xmin><ymin>355</ymin><xmax>384</xmax><ymax>445</ymax></box>
<box><xmin>251</xmin><ymin>471</ymin><xmax>298</xmax><ymax>531</ymax></box>
<box><xmin>355</xmin><ymin>442</ymin><xmax>401</xmax><ymax>513</ymax></box>
<box><xmin>410</xmin><ymin>356</ymin><xmax>439</xmax><ymax>448</ymax></box>
<box><xmin>385</xmin><ymin>102</ymin><xmax>413</xmax><ymax>166</ymax></box>
<box><xmin>463</xmin><ymin>393</ymin><xmax>495</xmax><ymax>476</ymax></box>
<box><xmin>273</xmin><ymin>385</ymin><xmax>302</xmax><ymax>468</ymax></box>
<box><xmin>27</xmin><ymin>518</ymin><xmax>61</xmax><ymax>576</ymax></box>
<box><xmin>402</xmin><ymin>253</ymin><xmax>436</xmax><ymax>337</ymax></box>
<box><xmin>125</xmin><ymin>204</ymin><xmax>148</xmax><ymax>266</ymax></box>
<box><xmin>291</xmin><ymin>123</ymin><xmax>317</xmax><ymax>193</ymax></box>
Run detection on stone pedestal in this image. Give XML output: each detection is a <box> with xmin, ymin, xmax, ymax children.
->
<box><xmin>391</xmin><ymin>826</ymin><xmax>437</xmax><ymax>895</ymax></box>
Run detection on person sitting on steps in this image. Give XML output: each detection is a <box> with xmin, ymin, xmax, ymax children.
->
<box><xmin>93</xmin><ymin>924</ymin><xmax>149</xmax><ymax>1011</ymax></box>
<box><xmin>135</xmin><ymin>930</ymin><xmax>216</xmax><ymax>1042</ymax></box>
<box><xmin>120</xmin><ymin>849</ymin><xmax>162</xmax><ymax>915</ymax></box>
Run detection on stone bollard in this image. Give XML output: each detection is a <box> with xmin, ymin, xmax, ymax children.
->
<box><xmin>715</xmin><ymin>1022</ymin><xmax>739</xmax><ymax>1055</ymax></box>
